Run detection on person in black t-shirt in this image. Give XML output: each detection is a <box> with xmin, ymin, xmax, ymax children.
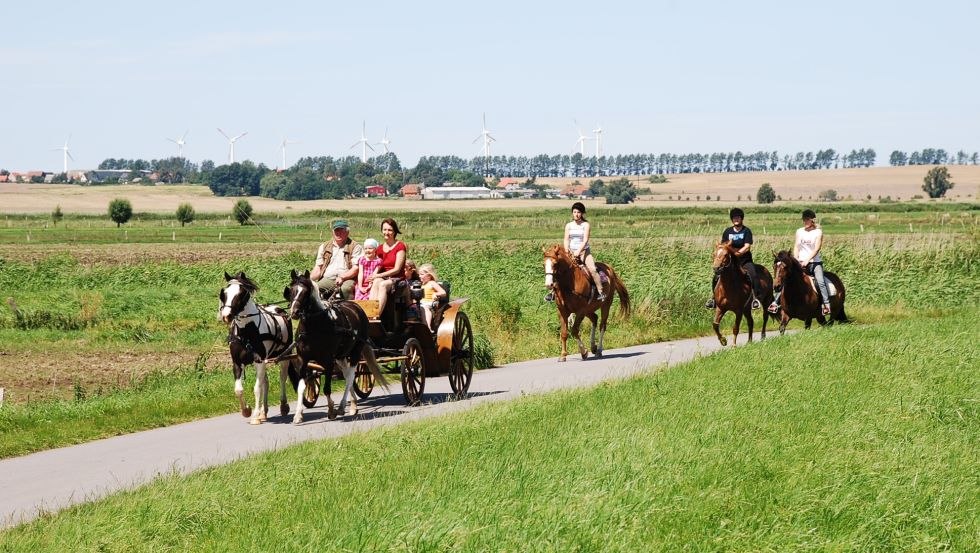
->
<box><xmin>705</xmin><ymin>208</ymin><xmax>763</xmax><ymax>310</ymax></box>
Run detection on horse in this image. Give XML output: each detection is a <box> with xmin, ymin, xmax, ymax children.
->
<box><xmin>543</xmin><ymin>244</ymin><xmax>631</xmax><ymax>361</ymax></box>
<box><xmin>710</xmin><ymin>242</ymin><xmax>775</xmax><ymax>346</ymax></box>
<box><xmin>284</xmin><ymin>269</ymin><xmax>388</xmax><ymax>424</ymax></box>
<box><xmin>218</xmin><ymin>271</ymin><xmax>299</xmax><ymax>425</ymax></box>
<box><xmin>772</xmin><ymin>250</ymin><xmax>849</xmax><ymax>335</ymax></box>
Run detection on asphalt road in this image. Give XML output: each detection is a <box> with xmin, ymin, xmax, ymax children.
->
<box><xmin>0</xmin><ymin>333</ymin><xmax>730</xmax><ymax>529</ymax></box>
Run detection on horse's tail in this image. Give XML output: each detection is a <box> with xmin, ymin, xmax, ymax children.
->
<box><xmin>360</xmin><ymin>343</ymin><xmax>391</xmax><ymax>391</ymax></box>
<box><xmin>611</xmin><ymin>271</ymin><xmax>631</xmax><ymax>318</ymax></box>
<box><xmin>827</xmin><ymin>271</ymin><xmax>850</xmax><ymax>324</ymax></box>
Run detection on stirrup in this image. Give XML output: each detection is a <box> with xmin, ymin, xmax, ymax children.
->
<box><xmin>544</xmin><ymin>291</ymin><xmax>554</xmax><ymax>302</ymax></box>
<box><xmin>822</xmin><ymin>304</ymin><xmax>831</xmax><ymax>315</ymax></box>
<box><xmin>704</xmin><ymin>298</ymin><xmax>715</xmax><ymax>309</ymax></box>
<box><xmin>751</xmin><ymin>298</ymin><xmax>761</xmax><ymax>310</ymax></box>
<box><xmin>767</xmin><ymin>302</ymin><xmax>779</xmax><ymax>314</ymax></box>
<box><xmin>596</xmin><ymin>292</ymin><xmax>606</xmax><ymax>302</ymax></box>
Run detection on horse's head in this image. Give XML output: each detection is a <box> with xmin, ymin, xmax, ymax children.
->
<box><xmin>711</xmin><ymin>242</ymin><xmax>737</xmax><ymax>276</ymax></box>
<box><xmin>284</xmin><ymin>269</ymin><xmax>320</xmax><ymax>320</ymax></box>
<box><xmin>772</xmin><ymin>250</ymin><xmax>798</xmax><ymax>292</ymax></box>
<box><xmin>543</xmin><ymin>244</ymin><xmax>569</xmax><ymax>289</ymax></box>
<box><xmin>218</xmin><ymin>271</ymin><xmax>258</xmax><ymax>324</ymax></box>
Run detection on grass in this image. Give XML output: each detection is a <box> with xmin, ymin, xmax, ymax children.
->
<box><xmin>2</xmin><ymin>309</ymin><xmax>976</xmax><ymax>551</ymax></box>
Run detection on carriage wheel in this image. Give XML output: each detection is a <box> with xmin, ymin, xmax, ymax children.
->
<box><xmin>401</xmin><ymin>338</ymin><xmax>426</xmax><ymax>406</ymax></box>
<box><xmin>302</xmin><ymin>373</ymin><xmax>320</xmax><ymax>409</ymax></box>
<box><xmin>353</xmin><ymin>362</ymin><xmax>375</xmax><ymax>400</ymax></box>
<box><xmin>449</xmin><ymin>312</ymin><xmax>474</xmax><ymax>396</ymax></box>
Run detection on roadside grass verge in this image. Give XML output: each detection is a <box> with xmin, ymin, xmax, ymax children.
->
<box><xmin>3</xmin><ymin>310</ymin><xmax>977</xmax><ymax>550</ymax></box>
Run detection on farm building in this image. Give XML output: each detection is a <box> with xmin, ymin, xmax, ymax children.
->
<box><xmin>400</xmin><ymin>183</ymin><xmax>423</xmax><ymax>199</ymax></box>
<box><xmin>365</xmin><ymin>184</ymin><xmax>387</xmax><ymax>197</ymax></box>
<box><xmin>422</xmin><ymin>186</ymin><xmax>497</xmax><ymax>200</ymax></box>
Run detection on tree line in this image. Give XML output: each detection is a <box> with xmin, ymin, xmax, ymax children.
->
<box><xmin>888</xmin><ymin>149</ymin><xmax>979</xmax><ymax>166</ymax></box>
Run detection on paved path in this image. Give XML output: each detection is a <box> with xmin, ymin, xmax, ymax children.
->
<box><xmin>0</xmin><ymin>333</ymin><xmax>731</xmax><ymax>529</ymax></box>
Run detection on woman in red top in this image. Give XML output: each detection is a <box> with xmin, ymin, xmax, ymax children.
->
<box><xmin>368</xmin><ymin>217</ymin><xmax>408</xmax><ymax>316</ymax></box>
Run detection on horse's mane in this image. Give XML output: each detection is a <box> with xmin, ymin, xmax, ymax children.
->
<box><xmin>234</xmin><ymin>273</ymin><xmax>259</xmax><ymax>294</ymax></box>
<box><xmin>543</xmin><ymin>243</ymin><xmax>575</xmax><ymax>266</ymax></box>
<box><xmin>716</xmin><ymin>241</ymin><xmax>738</xmax><ymax>256</ymax></box>
<box><xmin>290</xmin><ymin>270</ymin><xmax>326</xmax><ymax>310</ymax></box>
<box><xmin>774</xmin><ymin>251</ymin><xmax>801</xmax><ymax>273</ymax></box>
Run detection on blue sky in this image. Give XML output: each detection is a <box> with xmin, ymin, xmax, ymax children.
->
<box><xmin>2</xmin><ymin>0</ymin><xmax>978</xmax><ymax>172</ymax></box>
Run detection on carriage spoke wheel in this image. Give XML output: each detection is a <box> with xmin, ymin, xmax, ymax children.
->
<box><xmin>302</xmin><ymin>373</ymin><xmax>321</xmax><ymax>409</ymax></box>
<box><xmin>449</xmin><ymin>312</ymin><xmax>474</xmax><ymax>396</ymax></box>
<box><xmin>353</xmin><ymin>362</ymin><xmax>375</xmax><ymax>400</ymax></box>
<box><xmin>400</xmin><ymin>338</ymin><xmax>426</xmax><ymax>406</ymax></box>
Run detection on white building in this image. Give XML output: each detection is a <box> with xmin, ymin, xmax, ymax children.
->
<box><xmin>421</xmin><ymin>186</ymin><xmax>498</xmax><ymax>200</ymax></box>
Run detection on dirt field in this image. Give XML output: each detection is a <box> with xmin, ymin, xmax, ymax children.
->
<box><xmin>0</xmin><ymin>166</ymin><xmax>976</xmax><ymax>215</ymax></box>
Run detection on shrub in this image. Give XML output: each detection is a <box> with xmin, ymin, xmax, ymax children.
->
<box><xmin>108</xmin><ymin>198</ymin><xmax>133</xmax><ymax>227</ymax></box>
<box><xmin>51</xmin><ymin>205</ymin><xmax>63</xmax><ymax>226</ymax></box>
<box><xmin>233</xmin><ymin>199</ymin><xmax>253</xmax><ymax>225</ymax></box>
<box><xmin>922</xmin><ymin>166</ymin><xmax>954</xmax><ymax>198</ymax></box>
<box><xmin>818</xmin><ymin>189</ymin><xmax>839</xmax><ymax>202</ymax></box>
<box><xmin>175</xmin><ymin>203</ymin><xmax>195</xmax><ymax>227</ymax></box>
<box><xmin>756</xmin><ymin>183</ymin><xmax>775</xmax><ymax>204</ymax></box>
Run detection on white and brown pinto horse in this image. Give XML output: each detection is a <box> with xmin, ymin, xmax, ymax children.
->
<box><xmin>218</xmin><ymin>271</ymin><xmax>299</xmax><ymax>425</ymax></box>
<box><xmin>285</xmin><ymin>270</ymin><xmax>388</xmax><ymax>424</ymax></box>
<box><xmin>543</xmin><ymin>244</ymin><xmax>631</xmax><ymax>361</ymax></box>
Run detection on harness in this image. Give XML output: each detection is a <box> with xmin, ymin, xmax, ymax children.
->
<box><xmin>228</xmin><ymin>304</ymin><xmax>292</xmax><ymax>361</ymax></box>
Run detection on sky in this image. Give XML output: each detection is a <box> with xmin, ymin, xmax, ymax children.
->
<box><xmin>1</xmin><ymin>0</ymin><xmax>978</xmax><ymax>173</ymax></box>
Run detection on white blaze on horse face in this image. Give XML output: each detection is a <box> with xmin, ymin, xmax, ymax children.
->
<box><xmin>219</xmin><ymin>282</ymin><xmax>243</xmax><ymax>323</ymax></box>
<box><xmin>544</xmin><ymin>258</ymin><xmax>554</xmax><ymax>288</ymax></box>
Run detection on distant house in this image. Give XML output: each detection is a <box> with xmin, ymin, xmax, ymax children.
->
<box><xmin>0</xmin><ymin>174</ymin><xmax>8</xmax><ymax>183</ymax></box>
<box><xmin>365</xmin><ymin>184</ymin><xmax>387</xmax><ymax>197</ymax></box>
<box><xmin>422</xmin><ymin>186</ymin><xmax>496</xmax><ymax>200</ymax></box>
<box><xmin>561</xmin><ymin>183</ymin><xmax>594</xmax><ymax>199</ymax></box>
<box><xmin>498</xmin><ymin>177</ymin><xmax>522</xmax><ymax>189</ymax></box>
<box><xmin>400</xmin><ymin>183</ymin><xmax>422</xmax><ymax>199</ymax></box>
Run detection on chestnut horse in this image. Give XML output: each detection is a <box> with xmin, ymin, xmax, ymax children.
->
<box><xmin>543</xmin><ymin>244</ymin><xmax>630</xmax><ymax>361</ymax></box>
<box><xmin>710</xmin><ymin>242</ymin><xmax>774</xmax><ymax>346</ymax></box>
<box><xmin>772</xmin><ymin>250</ymin><xmax>849</xmax><ymax>335</ymax></box>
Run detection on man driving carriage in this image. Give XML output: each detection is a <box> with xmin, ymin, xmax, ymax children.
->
<box><xmin>310</xmin><ymin>219</ymin><xmax>362</xmax><ymax>300</ymax></box>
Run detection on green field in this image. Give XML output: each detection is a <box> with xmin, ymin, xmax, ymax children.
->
<box><xmin>0</xmin><ymin>205</ymin><xmax>977</xmax><ymax>458</ymax></box>
<box><xmin>2</xmin><ymin>308</ymin><xmax>976</xmax><ymax>550</ymax></box>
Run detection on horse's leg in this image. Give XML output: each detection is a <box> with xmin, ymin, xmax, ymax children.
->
<box><xmin>557</xmin><ymin>307</ymin><xmax>569</xmax><ymax>362</ymax></box>
<box><xmin>731</xmin><ymin>310</ymin><xmax>742</xmax><ymax>346</ymax></box>
<box><xmin>233</xmin><ymin>364</ymin><xmax>252</xmax><ymax>418</ymax></box>
<box><xmin>745</xmin><ymin>306</ymin><xmax>754</xmax><ymax>343</ymax></box>
<box><xmin>292</xmin><ymin>367</ymin><xmax>307</xmax><ymax>424</ymax></box>
<box><xmin>596</xmin><ymin>303</ymin><xmax>611</xmax><ymax>357</ymax></box>
<box><xmin>587</xmin><ymin>312</ymin><xmax>598</xmax><ymax>355</ymax></box>
<box><xmin>251</xmin><ymin>362</ymin><xmax>267</xmax><ymax>425</ymax></box>
<box><xmin>277</xmin><ymin>360</ymin><xmax>290</xmax><ymax>417</ymax></box>
<box><xmin>761</xmin><ymin>309</ymin><xmax>768</xmax><ymax>340</ymax></box>
<box><xmin>338</xmin><ymin>361</ymin><xmax>357</xmax><ymax>417</ymax></box>
<box><xmin>779</xmin><ymin>312</ymin><xmax>789</xmax><ymax>336</ymax></box>
<box><xmin>570</xmin><ymin>313</ymin><xmax>588</xmax><ymax>360</ymax></box>
<box><xmin>325</xmin><ymin>362</ymin><xmax>340</xmax><ymax>420</ymax></box>
<box><xmin>805</xmin><ymin>318</ymin><xmax>813</xmax><ymax>330</ymax></box>
<box><xmin>713</xmin><ymin>308</ymin><xmax>727</xmax><ymax>346</ymax></box>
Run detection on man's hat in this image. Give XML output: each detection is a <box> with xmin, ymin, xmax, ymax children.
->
<box><xmin>331</xmin><ymin>219</ymin><xmax>349</xmax><ymax>230</ymax></box>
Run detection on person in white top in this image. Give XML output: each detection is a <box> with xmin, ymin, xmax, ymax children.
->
<box><xmin>546</xmin><ymin>202</ymin><xmax>605</xmax><ymax>302</ymax></box>
<box><xmin>769</xmin><ymin>209</ymin><xmax>832</xmax><ymax>315</ymax></box>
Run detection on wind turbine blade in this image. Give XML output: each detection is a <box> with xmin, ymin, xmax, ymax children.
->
<box><xmin>472</xmin><ymin>135</ymin><xmax>483</xmax><ymax>144</ymax></box>
<box><xmin>233</xmin><ymin>132</ymin><xmax>248</xmax><ymax>141</ymax></box>
<box><xmin>366</xmin><ymin>143</ymin><xmax>376</xmax><ymax>152</ymax></box>
<box><xmin>167</xmin><ymin>138</ymin><xmax>178</xmax><ymax>144</ymax></box>
<box><xmin>350</xmin><ymin>141</ymin><xmax>361</xmax><ymax>150</ymax></box>
<box><xmin>217</xmin><ymin>128</ymin><xmax>230</xmax><ymax>140</ymax></box>
<box><xmin>181</xmin><ymin>130</ymin><xmax>189</xmax><ymax>141</ymax></box>
<box><xmin>66</xmin><ymin>151</ymin><xmax>75</xmax><ymax>161</ymax></box>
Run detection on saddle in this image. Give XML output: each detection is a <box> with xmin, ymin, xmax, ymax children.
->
<box><xmin>803</xmin><ymin>265</ymin><xmax>837</xmax><ymax>301</ymax></box>
<box><xmin>575</xmin><ymin>259</ymin><xmax>609</xmax><ymax>301</ymax></box>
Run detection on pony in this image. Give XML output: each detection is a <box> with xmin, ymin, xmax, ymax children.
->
<box><xmin>710</xmin><ymin>242</ymin><xmax>775</xmax><ymax>346</ymax></box>
<box><xmin>772</xmin><ymin>250</ymin><xmax>849</xmax><ymax>334</ymax></box>
<box><xmin>284</xmin><ymin>269</ymin><xmax>388</xmax><ymax>424</ymax></box>
<box><xmin>543</xmin><ymin>244</ymin><xmax>631</xmax><ymax>361</ymax></box>
<box><xmin>218</xmin><ymin>271</ymin><xmax>299</xmax><ymax>425</ymax></box>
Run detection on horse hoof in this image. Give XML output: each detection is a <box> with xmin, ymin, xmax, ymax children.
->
<box><xmin>595</xmin><ymin>350</ymin><xmax>603</xmax><ymax>358</ymax></box>
<box><xmin>558</xmin><ymin>356</ymin><xmax>567</xmax><ymax>362</ymax></box>
<box><xmin>258</xmin><ymin>413</ymin><xmax>267</xmax><ymax>422</ymax></box>
<box><xmin>280</xmin><ymin>404</ymin><xmax>290</xmax><ymax>417</ymax></box>
<box><xmin>249</xmin><ymin>418</ymin><xmax>262</xmax><ymax>426</ymax></box>
<box><xmin>241</xmin><ymin>406</ymin><xmax>252</xmax><ymax>418</ymax></box>
<box><xmin>719</xmin><ymin>337</ymin><xmax>728</xmax><ymax>346</ymax></box>
<box><xmin>580</xmin><ymin>352</ymin><xmax>589</xmax><ymax>360</ymax></box>
<box><xmin>327</xmin><ymin>409</ymin><xmax>338</xmax><ymax>421</ymax></box>
<box><xmin>292</xmin><ymin>414</ymin><xmax>303</xmax><ymax>425</ymax></box>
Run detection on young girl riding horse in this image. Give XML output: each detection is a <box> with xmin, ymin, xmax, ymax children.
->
<box><xmin>546</xmin><ymin>202</ymin><xmax>604</xmax><ymax>302</ymax></box>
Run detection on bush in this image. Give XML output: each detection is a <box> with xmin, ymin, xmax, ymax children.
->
<box><xmin>604</xmin><ymin>178</ymin><xmax>637</xmax><ymax>205</ymax></box>
<box><xmin>51</xmin><ymin>205</ymin><xmax>63</xmax><ymax>226</ymax></box>
<box><xmin>648</xmin><ymin>174</ymin><xmax>667</xmax><ymax>184</ymax></box>
<box><xmin>818</xmin><ymin>189</ymin><xmax>839</xmax><ymax>202</ymax></box>
<box><xmin>175</xmin><ymin>203</ymin><xmax>195</xmax><ymax>227</ymax></box>
<box><xmin>108</xmin><ymin>198</ymin><xmax>133</xmax><ymax>227</ymax></box>
<box><xmin>922</xmin><ymin>166</ymin><xmax>954</xmax><ymax>198</ymax></box>
<box><xmin>756</xmin><ymin>183</ymin><xmax>775</xmax><ymax>204</ymax></box>
<box><xmin>233</xmin><ymin>199</ymin><xmax>253</xmax><ymax>225</ymax></box>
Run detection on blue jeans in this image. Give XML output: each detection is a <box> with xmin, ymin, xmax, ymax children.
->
<box><xmin>809</xmin><ymin>262</ymin><xmax>831</xmax><ymax>306</ymax></box>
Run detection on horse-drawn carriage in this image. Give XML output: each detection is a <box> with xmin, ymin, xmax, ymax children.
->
<box><xmin>288</xmin><ymin>272</ymin><xmax>475</xmax><ymax>412</ymax></box>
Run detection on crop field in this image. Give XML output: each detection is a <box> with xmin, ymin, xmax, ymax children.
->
<box><xmin>0</xmin><ymin>204</ymin><xmax>977</xmax><ymax>458</ymax></box>
<box><xmin>2</xmin><ymin>308</ymin><xmax>976</xmax><ymax>550</ymax></box>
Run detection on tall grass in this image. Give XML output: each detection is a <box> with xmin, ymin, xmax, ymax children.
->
<box><xmin>2</xmin><ymin>309</ymin><xmax>976</xmax><ymax>550</ymax></box>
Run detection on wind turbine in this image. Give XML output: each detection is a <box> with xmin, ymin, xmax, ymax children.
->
<box><xmin>350</xmin><ymin>121</ymin><xmax>375</xmax><ymax>163</ymax></box>
<box><xmin>375</xmin><ymin>126</ymin><xmax>392</xmax><ymax>154</ymax></box>
<box><xmin>166</xmin><ymin>130</ymin><xmax>189</xmax><ymax>157</ymax></box>
<box><xmin>278</xmin><ymin>137</ymin><xmax>299</xmax><ymax>170</ymax></box>
<box><xmin>573</xmin><ymin>119</ymin><xmax>592</xmax><ymax>155</ymax></box>
<box><xmin>592</xmin><ymin>124</ymin><xmax>603</xmax><ymax>157</ymax></box>
<box><xmin>217</xmin><ymin>128</ymin><xmax>248</xmax><ymax>163</ymax></box>
<box><xmin>51</xmin><ymin>135</ymin><xmax>74</xmax><ymax>174</ymax></box>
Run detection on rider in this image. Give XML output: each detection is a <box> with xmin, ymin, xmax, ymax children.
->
<box><xmin>310</xmin><ymin>219</ymin><xmax>362</xmax><ymax>300</ymax></box>
<box><xmin>368</xmin><ymin>217</ymin><xmax>408</xmax><ymax>316</ymax></box>
<box><xmin>706</xmin><ymin>207</ymin><xmax>763</xmax><ymax>310</ymax></box>
<box><xmin>769</xmin><ymin>208</ymin><xmax>832</xmax><ymax>315</ymax></box>
<box><xmin>546</xmin><ymin>202</ymin><xmax>604</xmax><ymax>302</ymax></box>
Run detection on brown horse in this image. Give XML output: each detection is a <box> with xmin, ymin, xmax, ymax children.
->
<box><xmin>710</xmin><ymin>242</ymin><xmax>774</xmax><ymax>346</ymax></box>
<box><xmin>772</xmin><ymin>250</ymin><xmax>848</xmax><ymax>335</ymax></box>
<box><xmin>543</xmin><ymin>244</ymin><xmax>630</xmax><ymax>361</ymax></box>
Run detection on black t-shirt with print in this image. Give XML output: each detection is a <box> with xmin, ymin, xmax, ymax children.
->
<box><xmin>721</xmin><ymin>225</ymin><xmax>754</xmax><ymax>263</ymax></box>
